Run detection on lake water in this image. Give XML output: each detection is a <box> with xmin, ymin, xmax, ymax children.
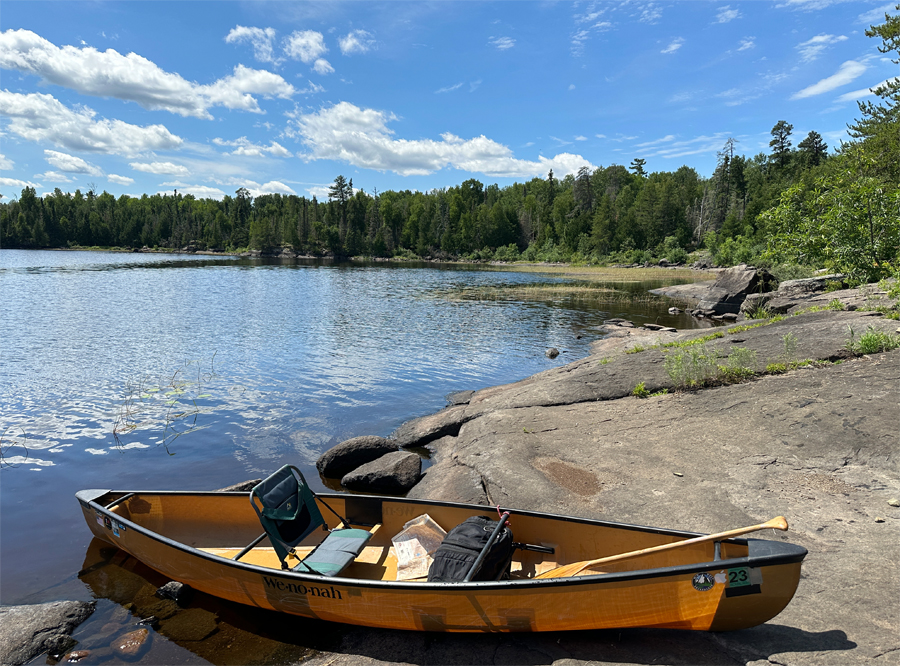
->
<box><xmin>0</xmin><ymin>250</ymin><xmax>701</xmax><ymax>664</ymax></box>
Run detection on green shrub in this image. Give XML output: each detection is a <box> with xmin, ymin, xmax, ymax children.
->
<box><xmin>846</xmin><ymin>325</ymin><xmax>900</xmax><ymax>354</ymax></box>
<box><xmin>632</xmin><ymin>382</ymin><xmax>651</xmax><ymax>398</ymax></box>
<box><xmin>661</xmin><ymin>331</ymin><xmax>724</xmax><ymax>349</ymax></box>
<box><xmin>664</xmin><ymin>346</ymin><xmax>721</xmax><ymax>387</ymax></box>
<box><xmin>717</xmin><ymin>347</ymin><xmax>757</xmax><ymax>382</ymax></box>
<box><xmin>768</xmin><ymin>263</ymin><xmax>817</xmax><ymax>282</ymax></box>
<box><xmin>493</xmin><ymin>243</ymin><xmax>521</xmax><ymax>262</ymax></box>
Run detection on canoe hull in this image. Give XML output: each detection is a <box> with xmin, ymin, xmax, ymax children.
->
<box><xmin>77</xmin><ymin>489</ymin><xmax>804</xmax><ymax>632</ymax></box>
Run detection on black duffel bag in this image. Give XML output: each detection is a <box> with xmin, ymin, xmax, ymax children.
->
<box><xmin>427</xmin><ymin>515</ymin><xmax>514</xmax><ymax>582</ymax></box>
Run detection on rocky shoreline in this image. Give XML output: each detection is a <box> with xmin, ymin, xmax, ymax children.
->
<box><xmin>304</xmin><ymin>274</ymin><xmax>899</xmax><ymax>665</ymax></box>
<box><xmin>3</xmin><ymin>274</ymin><xmax>898</xmax><ymax>666</ymax></box>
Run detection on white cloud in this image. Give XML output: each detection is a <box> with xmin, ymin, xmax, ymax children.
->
<box><xmin>35</xmin><ymin>171</ymin><xmax>73</xmax><ymax>183</ymax></box>
<box><xmin>791</xmin><ymin>60</ymin><xmax>867</xmax><ymax>99</ymax></box>
<box><xmin>575</xmin><ymin>135</ymin><xmax>587</xmax><ymax>141</ymax></box>
<box><xmin>570</xmin><ymin>18</ymin><xmax>612</xmax><ymax>57</ymax></box>
<box><xmin>636</xmin><ymin>135</ymin><xmax>676</xmax><ymax>148</ymax></box>
<box><xmin>835</xmin><ymin>76</ymin><xmax>899</xmax><ymax>102</ymax></box>
<box><xmin>0</xmin><ymin>91</ymin><xmax>183</xmax><ymax>156</ymax></box>
<box><xmin>0</xmin><ymin>29</ymin><xmax>295</xmax><ymax>119</ymax></box>
<box><xmin>738</xmin><ymin>38</ymin><xmax>755</xmax><ymax>51</ymax></box>
<box><xmin>857</xmin><ymin>4</ymin><xmax>896</xmax><ymax>25</ymax></box>
<box><xmin>158</xmin><ymin>184</ymin><xmax>227</xmax><ymax>199</ymax></box>
<box><xmin>225</xmin><ymin>26</ymin><xmax>278</xmax><ymax>63</ymax></box>
<box><xmin>296</xmin><ymin>81</ymin><xmax>326</xmax><ymax>95</ymax></box>
<box><xmin>0</xmin><ymin>153</ymin><xmax>13</xmax><ymax>169</ymax></box>
<box><xmin>108</xmin><ymin>174</ymin><xmax>134</xmax><ymax>185</ymax></box>
<box><xmin>796</xmin><ymin>34</ymin><xmax>848</xmax><ymax>62</ymax></box>
<box><xmin>577</xmin><ymin>7</ymin><xmax>607</xmax><ymax>24</ymax></box>
<box><xmin>212</xmin><ymin>136</ymin><xmax>292</xmax><ymax>158</ymax></box>
<box><xmin>0</xmin><ymin>176</ymin><xmax>40</xmax><ymax>190</ymax></box>
<box><xmin>715</xmin><ymin>6</ymin><xmax>741</xmax><ymax>23</ymax></box>
<box><xmin>469</xmin><ymin>80</ymin><xmax>482</xmax><ymax>92</ymax></box>
<box><xmin>638</xmin><ymin>132</ymin><xmax>732</xmax><ymax>159</ymax></box>
<box><xmin>202</xmin><ymin>65</ymin><xmax>297</xmax><ymax>114</ymax></box>
<box><xmin>339</xmin><ymin>30</ymin><xmax>374</xmax><ymax>55</ymax></box>
<box><xmin>661</xmin><ymin>38</ymin><xmax>684</xmax><ymax>54</ymax></box>
<box><xmin>435</xmin><ymin>82</ymin><xmax>464</xmax><ymax>94</ymax></box>
<box><xmin>312</xmin><ymin>58</ymin><xmax>334</xmax><ymax>75</ymax></box>
<box><xmin>489</xmin><ymin>36</ymin><xmax>515</xmax><ymax>50</ymax></box>
<box><xmin>550</xmin><ymin>136</ymin><xmax>573</xmax><ymax>146</ymax></box>
<box><xmin>288</xmin><ymin>101</ymin><xmax>594</xmax><ymax>178</ymax></box>
<box><xmin>250</xmin><ymin>180</ymin><xmax>297</xmax><ymax>196</ymax></box>
<box><xmin>44</xmin><ymin>149</ymin><xmax>102</xmax><ymax>175</ymax></box>
<box><xmin>213</xmin><ymin>177</ymin><xmax>298</xmax><ymax>198</ymax></box>
<box><xmin>568</xmin><ymin>84</ymin><xmax>576</xmax><ymax>91</ymax></box>
<box><xmin>306</xmin><ymin>184</ymin><xmax>332</xmax><ymax>199</ymax></box>
<box><xmin>595</xmin><ymin>133</ymin><xmax>607</xmax><ymax>139</ymax></box>
<box><xmin>640</xmin><ymin>3</ymin><xmax>663</xmax><ymax>24</ymax></box>
<box><xmin>716</xmin><ymin>86</ymin><xmax>764</xmax><ymax>106</ymax></box>
<box><xmin>130</xmin><ymin>161</ymin><xmax>191</xmax><ymax>176</ymax></box>
<box><xmin>668</xmin><ymin>91</ymin><xmax>694</xmax><ymax>103</ymax></box>
<box><xmin>284</xmin><ymin>30</ymin><xmax>328</xmax><ymax>63</ymax></box>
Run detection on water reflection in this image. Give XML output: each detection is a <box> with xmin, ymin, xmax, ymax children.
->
<box><xmin>75</xmin><ymin>538</ymin><xmax>326</xmax><ymax>665</ymax></box>
<box><xmin>1</xmin><ymin>249</ymin><xmax>704</xmax><ymax>615</ymax></box>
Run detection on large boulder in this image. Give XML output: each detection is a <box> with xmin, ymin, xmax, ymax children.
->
<box><xmin>696</xmin><ymin>264</ymin><xmax>777</xmax><ymax>314</ymax></box>
<box><xmin>747</xmin><ymin>274</ymin><xmax>850</xmax><ymax>315</ymax></box>
<box><xmin>341</xmin><ymin>451</ymin><xmax>422</xmax><ymax>493</ymax></box>
<box><xmin>0</xmin><ymin>601</ymin><xmax>96</xmax><ymax>666</ymax></box>
<box><xmin>316</xmin><ymin>436</ymin><xmax>398</xmax><ymax>478</ymax></box>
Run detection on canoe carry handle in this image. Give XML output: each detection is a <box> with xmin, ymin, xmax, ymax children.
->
<box><xmin>104</xmin><ymin>493</ymin><xmax>135</xmax><ymax>511</ymax></box>
<box><xmin>463</xmin><ymin>511</ymin><xmax>510</xmax><ymax>583</ymax></box>
<box><xmin>513</xmin><ymin>542</ymin><xmax>555</xmax><ymax>554</ymax></box>
<box><xmin>536</xmin><ymin>515</ymin><xmax>789</xmax><ymax>579</ymax></box>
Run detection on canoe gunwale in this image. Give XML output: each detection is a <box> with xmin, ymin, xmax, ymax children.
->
<box><xmin>76</xmin><ymin>489</ymin><xmax>807</xmax><ymax>591</ymax></box>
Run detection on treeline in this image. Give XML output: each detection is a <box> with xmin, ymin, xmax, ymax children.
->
<box><xmin>0</xmin><ymin>128</ymin><xmax>837</xmax><ymax>264</ymax></box>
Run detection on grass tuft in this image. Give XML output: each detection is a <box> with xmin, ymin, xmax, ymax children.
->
<box><xmin>846</xmin><ymin>325</ymin><xmax>900</xmax><ymax>354</ymax></box>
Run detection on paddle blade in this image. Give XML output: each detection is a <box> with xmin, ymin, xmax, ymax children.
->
<box><xmin>536</xmin><ymin>562</ymin><xmax>588</xmax><ymax>579</ymax></box>
<box><xmin>765</xmin><ymin>516</ymin><xmax>789</xmax><ymax>531</ymax></box>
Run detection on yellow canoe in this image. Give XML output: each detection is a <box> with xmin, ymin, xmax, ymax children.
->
<box><xmin>76</xmin><ymin>488</ymin><xmax>805</xmax><ymax>632</ymax></box>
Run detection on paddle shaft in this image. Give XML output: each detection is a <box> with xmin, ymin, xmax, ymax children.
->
<box><xmin>537</xmin><ymin>515</ymin><xmax>789</xmax><ymax>579</ymax></box>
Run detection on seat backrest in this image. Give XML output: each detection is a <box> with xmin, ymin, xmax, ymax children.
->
<box><xmin>250</xmin><ymin>465</ymin><xmax>326</xmax><ymax>566</ymax></box>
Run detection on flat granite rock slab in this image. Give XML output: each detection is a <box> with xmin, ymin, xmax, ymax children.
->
<box><xmin>0</xmin><ymin>601</ymin><xmax>96</xmax><ymax>666</ymax></box>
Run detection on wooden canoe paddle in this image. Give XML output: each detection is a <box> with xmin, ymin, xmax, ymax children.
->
<box><xmin>535</xmin><ymin>515</ymin><xmax>789</xmax><ymax>579</ymax></box>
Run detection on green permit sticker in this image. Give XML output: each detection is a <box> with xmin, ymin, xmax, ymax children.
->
<box><xmin>727</xmin><ymin>567</ymin><xmax>751</xmax><ymax>587</ymax></box>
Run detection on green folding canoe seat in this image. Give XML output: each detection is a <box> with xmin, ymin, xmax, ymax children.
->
<box><xmin>250</xmin><ymin>465</ymin><xmax>372</xmax><ymax>576</ymax></box>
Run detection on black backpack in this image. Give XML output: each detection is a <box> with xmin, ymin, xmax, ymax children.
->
<box><xmin>427</xmin><ymin>515</ymin><xmax>514</xmax><ymax>582</ymax></box>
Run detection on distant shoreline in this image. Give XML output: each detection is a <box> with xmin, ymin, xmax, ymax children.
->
<box><xmin>4</xmin><ymin>245</ymin><xmax>718</xmax><ymax>282</ymax></box>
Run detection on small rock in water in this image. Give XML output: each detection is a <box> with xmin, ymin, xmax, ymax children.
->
<box><xmin>111</xmin><ymin>628</ymin><xmax>149</xmax><ymax>660</ymax></box>
<box><xmin>888</xmin><ymin>498</ymin><xmax>900</xmax><ymax>507</ymax></box>
<box><xmin>47</xmin><ymin>636</ymin><xmax>78</xmax><ymax>661</ymax></box>
<box><xmin>874</xmin><ymin>517</ymin><xmax>886</xmax><ymax>523</ymax></box>
<box><xmin>156</xmin><ymin>581</ymin><xmax>192</xmax><ymax>606</ymax></box>
<box><xmin>673</xmin><ymin>472</ymin><xmax>684</xmax><ymax>477</ymax></box>
<box><xmin>59</xmin><ymin>650</ymin><xmax>91</xmax><ymax>663</ymax></box>
<box><xmin>668</xmin><ymin>307</ymin><xmax>682</xmax><ymax>314</ymax></box>
<box><xmin>546</xmin><ymin>348</ymin><xmax>559</xmax><ymax>359</ymax></box>
<box><xmin>137</xmin><ymin>615</ymin><xmax>160</xmax><ymax>628</ymax></box>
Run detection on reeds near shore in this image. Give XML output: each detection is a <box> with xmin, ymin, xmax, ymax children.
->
<box><xmin>488</xmin><ymin>263</ymin><xmax>716</xmax><ymax>281</ymax></box>
<box><xmin>441</xmin><ymin>283</ymin><xmax>671</xmax><ymax>305</ymax></box>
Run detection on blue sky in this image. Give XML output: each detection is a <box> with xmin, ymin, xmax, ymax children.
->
<box><xmin>1</xmin><ymin>1</ymin><xmax>896</xmax><ymax>201</ymax></box>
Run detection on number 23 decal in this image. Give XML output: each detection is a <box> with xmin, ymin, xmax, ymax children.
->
<box><xmin>727</xmin><ymin>567</ymin><xmax>750</xmax><ymax>587</ymax></box>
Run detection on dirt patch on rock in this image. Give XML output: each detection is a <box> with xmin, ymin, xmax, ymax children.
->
<box><xmin>532</xmin><ymin>457</ymin><xmax>601</xmax><ymax>497</ymax></box>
